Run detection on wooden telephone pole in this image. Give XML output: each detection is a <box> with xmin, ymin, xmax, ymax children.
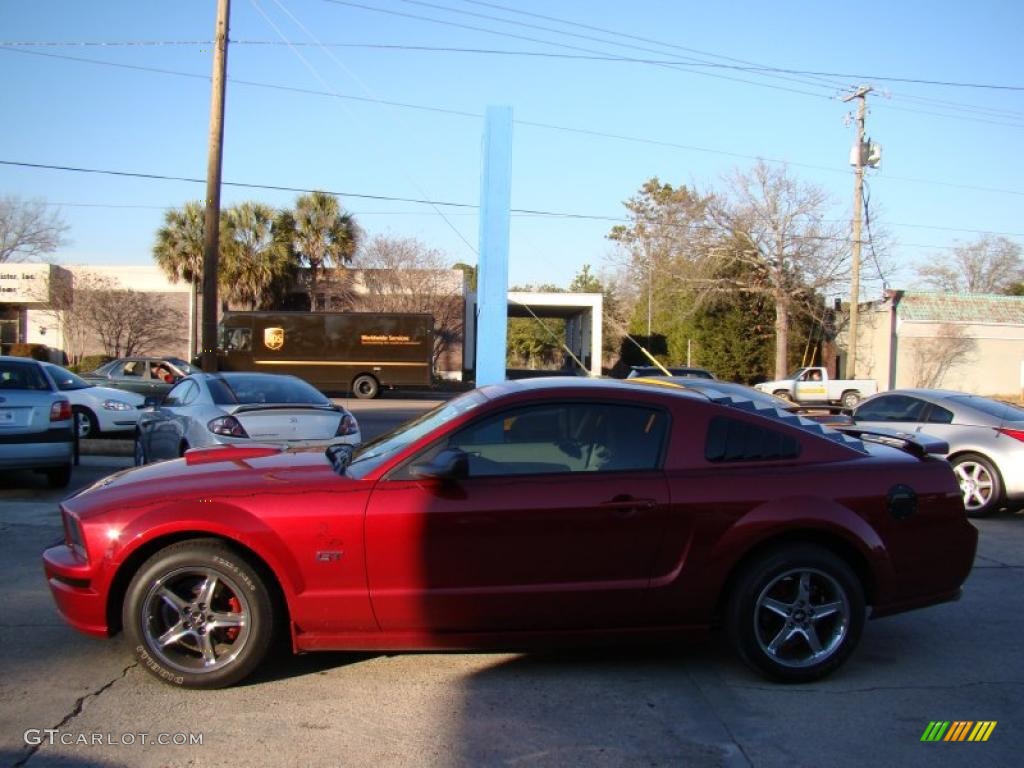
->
<box><xmin>842</xmin><ymin>85</ymin><xmax>872</xmax><ymax>379</ymax></box>
<box><xmin>200</xmin><ymin>0</ymin><xmax>230</xmax><ymax>371</ymax></box>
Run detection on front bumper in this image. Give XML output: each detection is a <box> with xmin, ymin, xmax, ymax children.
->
<box><xmin>42</xmin><ymin>544</ymin><xmax>109</xmax><ymax>637</ymax></box>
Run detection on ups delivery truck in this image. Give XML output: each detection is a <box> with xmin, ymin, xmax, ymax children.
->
<box><xmin>217</xmin><ymin>311</ymin><xmax>434</xmax><ymax>399</ymax></box>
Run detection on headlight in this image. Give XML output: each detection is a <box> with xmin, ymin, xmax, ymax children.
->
<box><xmin>102</xmin><ymin>399</ymin><xmax>135</xmax><ymax>411</ymax></box>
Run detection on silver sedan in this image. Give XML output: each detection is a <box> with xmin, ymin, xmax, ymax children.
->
<box><xmin>134</xmin><ymin>372</ymin><xmax>361</xmax><ymax>465</ymax></box>
<box><xmin>850</xmin><ymin>388</ymin><xmax>1024</xmax><ymax>516</ymax></box>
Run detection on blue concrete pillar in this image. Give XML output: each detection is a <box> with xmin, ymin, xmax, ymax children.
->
<box><xmin>475</xmin><ymin>105</ymin><xmax>513</xmax><ymax>387</ymax></box>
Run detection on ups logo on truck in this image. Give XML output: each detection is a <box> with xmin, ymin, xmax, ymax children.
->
<box><xmin>263</xmin><ymin>327</ymin><xmax>285</xmax><ymax>351</ymax></box>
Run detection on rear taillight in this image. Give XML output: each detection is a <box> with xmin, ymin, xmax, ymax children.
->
<box><xmin>208</xmin><ymin>415</ymin><xmax>249</xmax><ymax>438</ymax></box>
<box><xmin>998</xmin><ymin>428</ymin><xmax>1024</xmax><ymax>442</ymax></box>
<box><xmin>335</xmin><ymin>413</ymin><xmax>359</xmax><ymax>437</ymax></box>
<box><xmin>50</xmin><ymin>400</ymin><xmax>72</xmax><ymax>422</ymax></box>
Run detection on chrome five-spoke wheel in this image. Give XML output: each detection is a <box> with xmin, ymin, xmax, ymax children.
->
<box><xmin>124</xmin><ymin>540</ymin><xmax>275</xmax><ymax>688</ymax></box>
<box><xmin>141</xmin><ymin>567</ymin><xmax>251</xmax><ymax>675</ymax></box>
<box><xmin>951</xmin><ymin>454</ymin><xmax>1002</xmax><ymax>517</ymax></box>
<box><xmin>753</xmin><ymin>568</ymin><xmax>850</xmax><ymax>669</ymax></box>
<box><xmin>727</xmin><ymin>545</ymin><xmax>865</xmax><ymax>682</ymax></box>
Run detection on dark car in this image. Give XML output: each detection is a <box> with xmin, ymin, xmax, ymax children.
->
<box><xmin>82</xmin><ymin>356</ymin><xmax>199</xmax><ymax>397</ymax></box>
<box><xmin>0</xmin><ymin>355</ymin><xmax>75</xmax><ymax>487</ymax></box>
<box><xmin>43</xmin><ymin>378</ymin><xmax>976</xmax><ymax>689</ymax></box>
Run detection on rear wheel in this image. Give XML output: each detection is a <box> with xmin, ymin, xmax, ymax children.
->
<box><xmin>726</xmin><ymin>544</ymin><xmax>864</xmax><ymax>682</ymax></box>
<box><xmin>352</xmin><ymin>374</ymin><xmax>379</xmax><ymax>400</ymax></box>
<box><xmin>840</xmin><ymin>391</ymin><xmax>861</xmax><ymax>409</ymax></box>
<box><xmin>123</xmin><ymin>540</ymin><xmax>276</xmax><ymax>688</ymax></box>
<box><xmin>951</xmin><ymin>453</ymin><xmax>1003</xmax><ymax>517</ymax></box>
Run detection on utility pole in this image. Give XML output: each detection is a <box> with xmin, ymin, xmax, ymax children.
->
<box><xmin>842</xmin><ymin>85</ymin><xmax>872</xmax><ymax>379</ymax></box>
<box><xmin>200</xmin><ymin>0</ymin><xmax>230</xmax><ymax>371</ymax></box>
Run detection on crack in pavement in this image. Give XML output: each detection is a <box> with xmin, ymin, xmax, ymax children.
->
<box><xmin>12</xmin><ymin>662</ymin><xmax>139</xmax><ymax>768</ymax></box>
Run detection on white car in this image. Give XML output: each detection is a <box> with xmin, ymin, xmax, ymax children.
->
<box><xmin>42</xmin><ymin>363</ymin><xmax>144</xmax><ymax>439</ymax></box>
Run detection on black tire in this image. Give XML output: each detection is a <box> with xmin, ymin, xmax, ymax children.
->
<box><xmin>840</xmin><ymin>391</ymin><xmax>861</xmax><ymax>409</ymax></box>
<box><xmin>951</xmin><ymin>453</ymin><xmax>1003</xmax><ymax>518</ymax></box>
<box><xmin>772</xmin><ymin>390</ymin><xmax>793</xmax><ymax>402</ymax></box>
<box><xmin>352</xmin><ymin>374</ymin><xmax>379</xmax><ymax>400</ymax></box>
<box><xmin>73</xmin><ymin>406</ymin><xmax>99</xmax><ymax>440</ymax></box>
<box><xmin>726</xmin><ymin>544</ymin><xmax>865</xmax><ymax>683</ymax></box>
<box><xmin>45</xmin><ymin>463</ymin><xmax>72</xmax><ymax>488</ymax></box>
<box><xmin>123</xmin><ymin>539</ymin><xmax>276</xmax><ymax>689</ymax></box>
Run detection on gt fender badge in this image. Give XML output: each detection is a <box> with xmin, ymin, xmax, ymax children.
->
<box><xmin>315</xmin><ymin>551</ymin><xmax>343</xmax><ymax>562</ymax></box>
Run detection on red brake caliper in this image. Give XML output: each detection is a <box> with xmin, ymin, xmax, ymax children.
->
<box><xmin>226</xmin><ymin>597</ymin><xmax>241</xmax><ymax>641</ymax></box>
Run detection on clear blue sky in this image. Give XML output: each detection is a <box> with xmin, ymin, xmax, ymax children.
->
<box><xmin>1</xmin><ymin>0</ymin><xmax>1021</xmax><ymax>294</ymax></box>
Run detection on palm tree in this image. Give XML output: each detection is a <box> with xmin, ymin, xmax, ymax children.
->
<box><xmin>220</xmin><ymin>202</ymin><xmax>296</xmax><ymax>310</ymax></box>
<box><xmin>290</xmin><ymin>191</ymin><xmax>362</xmax><ymax>310</ymax></box>
<box><xmin>152</xmin><ymin>201</ymin><xmax>205</xmax><ymax>358</ymax></box>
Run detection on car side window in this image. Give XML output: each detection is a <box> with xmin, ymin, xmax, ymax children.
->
<box><xmin>402</xmin><ymin>402</ymin><xmax>668</xmax><ymax>479</ymax></box>
<box><xmin>924</xmin><ymin>404</ymin><xmax>954</xmax><ymax>424</ymax></box>
<box><xmin>109</xmin><ymin>361</ymin><xmax>128</xmax><ymax>377</ymax></box>
<box><xmin>163</xmin><ymin>380</ymin><xmax>197</xmax><ymax>407</ymax></box>
<box><xmin>122</xmin><ymin>361</ymin><xmax>144</xmax><ymax>378</ymax></box>
<box><xmin>855</xmin><ymin>395</ymin><xmax>926</xmax><ymax>422</ymax></box>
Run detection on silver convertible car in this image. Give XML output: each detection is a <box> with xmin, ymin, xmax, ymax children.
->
<box><xmin>134</xmin><ymin>372</ymin><xmax>361</xmax><ymax>465</ymax></box>
<box><xmin>850</xmin><ymin>388</ymin><xmax>1024</xmax><ymax>517</ymax></box>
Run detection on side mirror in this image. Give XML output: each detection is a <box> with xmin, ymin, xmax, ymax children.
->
<box><xmin>410</xmin><ymin>448</ymin><xmax>469</xmax><ymax>480</ymax></box>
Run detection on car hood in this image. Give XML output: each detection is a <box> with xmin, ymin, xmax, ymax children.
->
<box><xmin>65</xmin><ymin>445</ymin><xmax>348</xmax><ymax>519</ymax></box>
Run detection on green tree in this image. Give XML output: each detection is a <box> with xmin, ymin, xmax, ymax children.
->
<box><xmin>220</xmin><ymin>203</ymin><xmax>296</xmax><ymax>311</ymax></box>
<box><xmin>153</xmin><ymin>201</ymin><xmax>206</xmax><ymax>355</ymax></box>
<box><xmin>289</xmin><ymin>191</ymin><xmax>362</xmax><ymax>310</ymax></box>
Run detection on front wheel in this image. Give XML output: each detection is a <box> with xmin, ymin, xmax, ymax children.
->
<box><xmin>773</xmin><ymin>390</ymin><xmax>793</xmax><ymax>403</ymax></box>
<box><xmin>840</xmin><ymin>391</ymin><xmax>861</xmax><ymax>409</ymax></box>
<box><xmin>73</xmin><ymin>406</ymin><xmax>99</xmax><ymax>439</ymax></box>
<box><xmin>726</xmin><ymin>545</ymin><xmax>865</xmax><ymax>683</ymax></box>
<box><xmin>123</xmin><ymin>540</ymin><xmax>276</xmax><ymax>688</ymax></box>
<box><xmin>351</xmin><ymin>374</ymin><xmax>379</xmax><ymax>400</ymax></box>
<box><xmin>951</xmin><ymin>453</ymin><xmax>1003</xmax><ymax>518</ymax></box>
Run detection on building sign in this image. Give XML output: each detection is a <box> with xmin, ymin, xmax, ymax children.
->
<box><xmin>0</xmin><ymin>264</ymin><xmax>57</xmax><ymax>305</ymax></box>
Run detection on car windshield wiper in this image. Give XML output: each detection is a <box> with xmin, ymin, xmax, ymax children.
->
<box><xmin>326</xmin><ymin>444</ymin><xmax>355</xmax><ymax>475</ymax></box>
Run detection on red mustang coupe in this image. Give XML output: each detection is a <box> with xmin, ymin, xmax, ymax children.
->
<box><xmin>43</xmin><ymin>378</ymin><xmax>977</xmax><ymax>688</ymax></box>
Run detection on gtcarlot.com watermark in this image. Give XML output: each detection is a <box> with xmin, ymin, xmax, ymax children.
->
<box><xmin>25</xmin><ymin>730</ymin><xmax>203</xmax><ymax>747</ymax></box>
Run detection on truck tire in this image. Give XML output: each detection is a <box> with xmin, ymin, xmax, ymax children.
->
<box><xmin>352</xmin><ymin>374</ymin><xmax>379</xmax><ymax>400</ymax></box>
<box><xmin>840</xmin><ymin>391</ymin><xmax>861</xmax><ymax>409</ymax></box>
<box><xmin>773</xmin><ymin>390</ymin><xmax>793</xmax><ymax>402</ymax></box>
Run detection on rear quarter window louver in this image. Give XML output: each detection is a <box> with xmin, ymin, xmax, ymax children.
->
<box><xmin>705</xmin><ymin>416</ymin><xmax>802</xmax><ymax>463</ymax></box>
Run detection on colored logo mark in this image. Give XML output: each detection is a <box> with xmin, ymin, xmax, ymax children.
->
<box><xmin>921</xmin><ymin>721</ymin><xmax>997</xmax><ymax>742</ymax></box>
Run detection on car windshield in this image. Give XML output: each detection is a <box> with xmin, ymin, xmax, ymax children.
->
<box><xmin>210</xmin><ymin>374</ymin><xmax>329</xmax><ymax>405</ymax></box>
<box><xmin>344</xmin><ymin>389</ymin><xmax>488</xmax><ymax>479</ymax></box>
<box><xmin>43</xmin><ymin>364</ymin><xmax>93</xmax><ymax>391</ymax></box>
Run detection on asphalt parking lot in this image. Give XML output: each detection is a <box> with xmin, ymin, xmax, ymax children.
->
<box><xmin>1</xmin><ymin>398</ymin><xmax>1022</xmax><ymax>767</ymax></box>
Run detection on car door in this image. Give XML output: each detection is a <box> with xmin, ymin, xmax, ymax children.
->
<box><xmin>107</xmin><ymin>359</ymin><xmax>153</xmax><ymax>396</ymax></box>
<box><xmin>363</xmin><ymin>400</ymin><xmax>672</xmax><ymax>633</ymax></box>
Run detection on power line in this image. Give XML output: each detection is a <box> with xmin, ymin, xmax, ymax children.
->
<box><xmin>3</xmin><ymin>158</ymin><xmax>1008</xmax><ymax>252</ymax></box>
<box><xmin>5</xmin><ymin>37</ymin><xmax>1020</xmax><ymax>92</ymax></box>
<box><xmin>5</xmin><ymin>45</ymin><xmax>1022</xmax><ymax>199</ymax></box>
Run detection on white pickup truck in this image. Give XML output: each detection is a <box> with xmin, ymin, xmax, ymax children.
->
<box><xmin>754</xmin><ymin>367</ymin><xmax>877</xmax><ymax>409</ymax></box>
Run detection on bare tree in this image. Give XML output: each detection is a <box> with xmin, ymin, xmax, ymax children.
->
<box><xmin>352</xmin><ymin>236</ymin><xmax>464</xmax><ymax>369</ymax></box>
<box><xmin>910</xmin><ymin>323</ymin><xmax>977</xmax><ymax>388</ymax></box>
<box><xmin>709</xmin><ymin>161</ymin><xmax>849</xmax><ymax>379</ymax></box>
<box><xmin>915</xmin><ymin>236</ymin><xmax>1024</xmax><ymax>294</ymax></box>
<box><xmin>29</xmin><ymin>269</ymin><xmax>108</xmax><ymax>365</ymax></box>
<box><xmin>0</xmin><ymin>195</ymin><xmax>70</xmax><ymax>262</ymax></box>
